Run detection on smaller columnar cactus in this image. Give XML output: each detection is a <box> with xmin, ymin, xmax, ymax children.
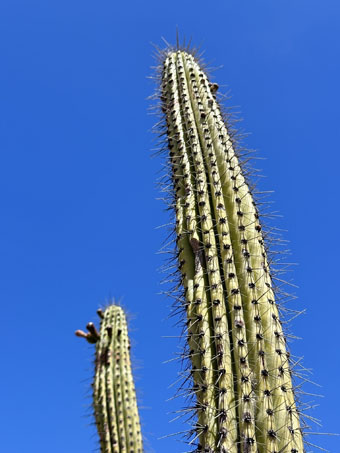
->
<box><xmin>76</xmin><ymin>305</ymin><xmax>143</xmax><ymax>453</ymax></box>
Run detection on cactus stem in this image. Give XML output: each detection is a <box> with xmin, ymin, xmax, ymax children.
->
<box><xmin>155</xmin><ymin>46</ymin><xmax>306</xmax><ymax>453</ymax></box>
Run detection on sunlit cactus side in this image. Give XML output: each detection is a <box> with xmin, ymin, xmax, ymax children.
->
<box><xmin>76</xmin><ymin>305</ymin><xmax>143</xmax><ymax>453</ymax></box>
<box><xmin>159</xmin><ymin>49</ymin><xmax>304</xmax><ymax>453</ymax></box>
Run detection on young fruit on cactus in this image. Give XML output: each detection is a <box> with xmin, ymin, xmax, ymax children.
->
<box><xmin>159</xmin><ymin>49</ymin><xmax>304</xmax><ymax>453</ymax></box>
<box><xmin>76</xmin><ymin>305</ymin><xmax>143</xmax><ymax>453</ymax></box>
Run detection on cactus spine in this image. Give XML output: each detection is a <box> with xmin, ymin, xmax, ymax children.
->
<box><xmin>76</xmin><ymin>305</ymin><xmax>143</xmax><ymax>453</ymax></box>
<box><xmin>160</xmin><ymin>50</ymin><xmax>304</xmax><ymax>453</ymax></box>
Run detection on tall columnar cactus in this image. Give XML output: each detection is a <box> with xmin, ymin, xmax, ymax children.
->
<box><xmin>159</xmin><ymin>50</ymin><xmax>304</xmax><ymax>453</ymax></box>
<box><xmin>76</xmin><ymin>305</ymin><xmax>143</xmax><ymax>453</ymax></box>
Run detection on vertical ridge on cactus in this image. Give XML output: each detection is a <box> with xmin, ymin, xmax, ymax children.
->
<box><xmin>76</xmin><ymin>305</ymin><xmax>143</xmax><ymax>453</ymax></box>
<box><xmin>158</xmin><ymin>49</ymin><xmax>304</xmax><ymax>453</ymax></box>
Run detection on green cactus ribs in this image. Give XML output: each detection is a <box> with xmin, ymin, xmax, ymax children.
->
<box><xmin>158</xmin><ymin>49</ymin><xmax>304</xmax><ymax>453</ymax></box>
<box><xmin>76</xmin><ymin>305</ymin><xmax>143</xmax><ymax>453</ymax></box>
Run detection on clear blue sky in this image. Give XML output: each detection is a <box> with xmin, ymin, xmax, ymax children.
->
<box><xmin>1</xmin><ymin>1</ymin><xmax>339</xmax><ymax>452</ymax></box>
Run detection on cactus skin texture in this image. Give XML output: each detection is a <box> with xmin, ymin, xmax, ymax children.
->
<box><xmin>160</xmin><ymin>50</ymin><xmax>304</xmax><ymax>453</ymax></box>
<box><xmin>76</xmin><ymin>305</ymin><xmax>143</xmax><ymax>453</ymax></box>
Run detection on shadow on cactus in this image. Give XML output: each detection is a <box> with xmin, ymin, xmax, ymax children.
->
<box><xmin>76</xmin><ymin>43</ymin><xmax>321</xmax><ymax>453</ymax></box>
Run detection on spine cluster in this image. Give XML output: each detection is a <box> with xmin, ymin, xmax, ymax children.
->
<box><xmin>76</xmin><ymin>305</ymin><xmax>143</xmax><ymax>453</ymax></box>
<box><xmin>160</xmin><ymin>50</ymin><xmax>304</xmax><ymax>453</ymax></box>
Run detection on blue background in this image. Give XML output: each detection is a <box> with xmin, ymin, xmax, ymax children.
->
<box><xmin>1</xmin><ymin>1</ymin><xmax>339</xmax><ymax>452</ymax></box>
